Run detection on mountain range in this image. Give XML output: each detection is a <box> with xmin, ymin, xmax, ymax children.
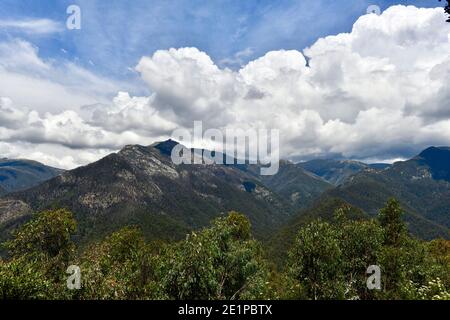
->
<box><xmin>0</xmin><ymin>159</ymin><xmax>63</xmax><ymax>194</ymax></box>
<box><xmin>298</xmin><ymin>159</ymin><xmax>391</xmax><ymax>185</ymax></box>
<box><xmin>0</xmin><ymin>141</ymin><xmax>327</xmax><ymax>245</ymax></box>
<box><xmin>321</xmin><ymin>147</ymin><xmax>450</xmax><ymax>239</ymax></box>
<box><xmin>0</xmin><ymin>142</ymin><xmax>449</xmax><ymax>249</ymax></box>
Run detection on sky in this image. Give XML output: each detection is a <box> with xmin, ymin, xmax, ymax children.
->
<box><xmin>0</xmin><ymin>0</ymin><xmax>449</xmax><ymax>168</ymax></box>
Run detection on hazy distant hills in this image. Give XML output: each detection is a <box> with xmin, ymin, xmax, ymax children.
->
<box><xmin>267</xmin><ymin>147</ymin><xmax>450</xmax><ymax>263</ymax></box>
<box><xmin>0</xmin><ymin>143</ymin><xmax>449</xmax><ymax>247</ymax></box>
<box><xmin>322</xmin><ymin>147</ymin><xmax>450</xmax><ymax>239</ymax></box>
<box><xmin>256</xmin><ymin>160</ymin><xmax>333</xmax><ymax>209</ymax></box>
<box><xmin>0</xmin><ymin>159</ymin><xmax>63</xmax><ymax>193</ymax></box>
<box><xmin>298</xmin><ymin>159</ymin><xmax>390</xmax><ymax>185</ymax></box>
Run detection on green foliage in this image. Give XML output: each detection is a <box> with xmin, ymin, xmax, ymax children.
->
<box><xmin>1</xmin><ymin>202</ymin><xmax>448</xmax><ymax>300</ymax></box>
<box><xmin>288</xmin><ymin>220</ymin><xmax>345</xmax><ymax>299</ymax></box>
<box><xmin>5</xmin><ymin>209</ymin><xmax>76</xmax><ymax>263</ymax></box>
<box><xmin>0</xmin><ymin>257</ymin><xmax>56</xmax><ymax>299</ymax></box>
<box><xmin>286</xmin><ymin>212</ymin><xmax>384</xmax><ymax>300</ymax></box>
<box><xmin>268</xmin><ymin>198</ymin><xmax>366</xmax><ymax>268</ymax></box>
<box><xmin>78</xmin><ymin>227</ymin><xmax>158</xmax><ymax>300</ymax></box>
<box><xmin>427</xmin><ymin>238</ymin><xmax>450</xmax><ymax>285</ymax></box>
<box><xmin>403</xmin><ymin>278</ymin><xmax>450</xmax><ymax>300</ymax></box>
<box><xmin>335</xmin><ymin>212</ymin><xmax>384</xmax><ymax>299</ymax></box>
<box><xmin>156</xmin><ymin>212</ymin><xmax>270</xmax><ymax>300</ymax></box>
<box><xmin>399</xmin><ymin>238</ymin><xmax>450</xmax><ymax>300</ymax></box>
<box><xmin>428</xmin><ymin>238</ymin><xmax>450</xmax><ymax>268</ymax></box>
<box><xmin>375</xmin><ymin>198</ymin><xmax>408</xmax><ymax>296</ymax></box>
<box><xmin>285</xmin><ymin>199</ymin><xmax>450</xmax><ymax>300</ymax></box>
<box><xmin>378</xmin><ymin>198</ymin><xmax>406</xmax><ymax>247</ymax></box>
<box><xmin>1</xmin><ymin>209</ymin><xmax>77</xmax><ymax>299</ymax></box>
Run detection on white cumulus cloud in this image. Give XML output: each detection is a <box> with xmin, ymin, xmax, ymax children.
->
<box><xmin>133</xmin><ymin>5</ymin><xmax>450</xmax><ymax>162</ymax></box>
<box><xmin>1</xmin><ymin>5</ymin><xmax>450</xmax><ymax>168</ymax></box>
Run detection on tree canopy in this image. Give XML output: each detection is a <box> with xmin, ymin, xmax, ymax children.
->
<box><xmin>0</xmin><ymin>203</ymin><xmax>449</xmax><ymax>300</ymax></box>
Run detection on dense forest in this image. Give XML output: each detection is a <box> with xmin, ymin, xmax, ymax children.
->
<box><xmin>0</xmin><ymin>199</ymin><xmax>448</xmax><ymax>300</ymax></box>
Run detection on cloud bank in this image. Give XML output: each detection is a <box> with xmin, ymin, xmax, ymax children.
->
<box><xmin>0</xmin><ymin>5</ymin><xmax>449</xmax><ymax>168</ymax></box>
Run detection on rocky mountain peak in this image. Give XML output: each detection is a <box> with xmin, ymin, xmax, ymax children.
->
<box><xmin>151</xmin><ymin>139</ymin><xmax>181</xmax><ymax>156</ymax></box>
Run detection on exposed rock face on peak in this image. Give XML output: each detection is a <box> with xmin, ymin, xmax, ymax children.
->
<box><xmin>2</xmin><ymin>142</ymin><xmax>326</xmax><ymax>244</ymax></box>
